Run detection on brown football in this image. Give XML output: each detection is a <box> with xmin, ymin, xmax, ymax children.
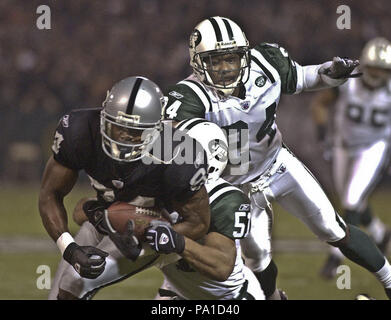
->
<box><xmin>107</xmin><ymin>201</ymin><xmax>170</xmax><ymax>241</ymax></box>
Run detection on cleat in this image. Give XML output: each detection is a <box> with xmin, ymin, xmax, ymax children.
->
<box><xmin>319</xmin><ymin>254</ymin><xmax>342</xmax><ymax>280</ymax></box>
<box><xmin>278</xmin><ymin>289</ymin><xmax>288</xmax><ymax>300</ymax></box>
<box><xmin>376</xmin><ymin>229</ymin><xmax>391</xmax><ymax>255</ymax></box>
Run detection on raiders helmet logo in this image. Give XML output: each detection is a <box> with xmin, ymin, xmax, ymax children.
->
<box><xmin>189</xmin><ymin>29</ymin><xmax>202</xmax><ymax>49</ymax></box>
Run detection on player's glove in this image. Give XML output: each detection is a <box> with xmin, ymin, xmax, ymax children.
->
<box><xmin>108</xmin><ymin>220</ymin><xmax>142</xmax><ymax>261</ymax></box>
<box><xmin>63</xmin><ymin>243</ymin><xmax>108</xmax><ymax>279</ymax></box>
<box><xmin>85</xmin><ymin>204</ymin><xmax>142</xmax><ymax>261</ymax></box>
<box><xmin>83</xmin><ymin>200</ymin><xmax>110</xmax><ymax>235</ymax></box>
<box><xmin>145</xmin><ymin>220</ymin><xmax>185</xmax><ymax>254</ymax></box>
<box><xmin>319</xmin><ymin>57</ymin><xmax>362</xmax><ymax>79</ymax></box>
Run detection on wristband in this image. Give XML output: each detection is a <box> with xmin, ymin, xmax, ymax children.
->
<box><xmin>56</xmin><ymin>232</ymin><xmax>75</xmax><ymax>255</ymax></box>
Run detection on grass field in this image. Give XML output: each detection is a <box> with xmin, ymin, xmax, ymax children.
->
<box><xmin>1</xmin><ymin>183</ymin><xmax>390</xmax><ymax>300</ymax></box>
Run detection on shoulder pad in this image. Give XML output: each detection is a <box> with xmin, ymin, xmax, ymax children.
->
<box><xmin>164</xmin><ymin>82</ymin><xmax>210</xmax><ymax>121</ymax></box>
<box><xmin>253</xmin><ymin>43</ymin><xmax>298</xmax><ymax>94</ymax></box>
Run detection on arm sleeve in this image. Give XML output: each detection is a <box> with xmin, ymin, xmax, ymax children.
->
<box><xmin>295</xmin><ymin>62</ymin><xmax>347</xmax><ymax>93</ymax></box>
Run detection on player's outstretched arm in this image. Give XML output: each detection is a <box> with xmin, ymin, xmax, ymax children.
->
<box><xmin>39</xmin><ymin>156</ymin><xmax>108</xmax><ymax>279</ymax></box>
<box><xmin>171</xmin><ymin>186</ymin><xmax>210</xmax><ymax>241</ymax></box>
<box><xmin>298</xmin><ymin>57</ymin><xmax>360</xmax><ymax>92</ymax></box>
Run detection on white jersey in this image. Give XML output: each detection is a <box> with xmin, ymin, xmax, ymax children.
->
<box><xmin>160</xmin><ymin>178</ymin><xmax>255</xmax><ymax>300</ymax></box>
<box><xmin>334</xmin><ymin>77</ymin><xmax>391</xmax><ymax>147</ymax></box>
<box><xmin>161</xmin><ymin>241</ymin><xmax>248</xmax><ymax>300</ymax></box>
<box><xmin>163</xmin><ymin>43</ymin><xmax>304</xmax><ymax>184</ymax></box>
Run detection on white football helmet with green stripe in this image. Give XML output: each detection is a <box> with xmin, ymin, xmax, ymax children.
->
<box><xmin>189</xmin><ymin>16</ymin><xmax>250</xmax><ymax>95</ymax></box>
<box><xmin>175</xmin><ymin>118</ymin><xmax>228</xmax><ymax>182</ymax></box>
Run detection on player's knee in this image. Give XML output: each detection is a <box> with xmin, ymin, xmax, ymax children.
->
<box><xmin>241</xmin><ymin>242</ymin><xmax>272</xmax><ymax>272</ymax></box>
<box><xmin>57</xmin><ymin>288</ymin><xmax>79</xmax><ymax>300</ymax></box>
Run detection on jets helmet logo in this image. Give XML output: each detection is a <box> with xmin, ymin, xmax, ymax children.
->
<box><xmin>208</xmin><ymin>139</ymin><xmax>228</xmax><ymax>162</ymax></box>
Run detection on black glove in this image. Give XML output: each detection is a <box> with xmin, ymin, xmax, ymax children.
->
<box><xmin>320</xmin><ymin>57</ymin><xmax>362</xmax><ymax>79</ymax></box>
<box><xmin>83</xmin><ymin>200</ymin><xmax>110</xmax><ymax>235</ymax></box>
<box><xmin>108</xmin><ymin>220</ymin><xmax>142</xmax><ymax>261</ymax></box>
<box><xmin>85</xmin><ymin>203</ymin><xmax>142</xmax><ymax>261</ymax></box>
<box><xmin>63</xmin><ymin>243</ymin><xmax>108</xmax><ymax>279</ymax></box>
<box><xmin>145</xmin><ymin>220</ymin><xmax>185</xmax><ymax>254</ymax></box>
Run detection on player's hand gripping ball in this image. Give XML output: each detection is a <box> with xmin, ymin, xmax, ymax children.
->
<box><xmin>107</xmin><ymin>202</ymin><xmax>170</xmax><ymax>242</ymax></box>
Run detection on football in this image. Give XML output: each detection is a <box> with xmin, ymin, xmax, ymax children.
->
<box><xmin>107</xmin><ymin>201</ymin><xmax>170</xmax><ymax>241</ymax></box>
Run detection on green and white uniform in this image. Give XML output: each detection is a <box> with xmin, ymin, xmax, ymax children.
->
<box><xmin>164</xmin><ymin>43</ymin><xmax>347</xmax><ymax>272</ymax></box>
<box><xmin>333</xmin><ymin>76</ymin><xmax>391</xmax><ymax>211</ymax></box>
<box><xmin>165</xmin><ymin>43</ymin><xmax>303</xmax><ymax>184</ymax></box>
<box><xmin>161</xmin><ymin>178</ymin><xmax>265</xmax><ymax>300</ymax></box>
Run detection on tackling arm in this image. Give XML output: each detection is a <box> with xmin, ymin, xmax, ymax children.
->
<box><xmin>171</xmin><ymin>186</ymin><xmax>210</xmax><ymax>241</ymax></box>
<box><xmin>181</xmin><ymin>232</ymin><xmax>236</xmax><ymax>282</ymax></box>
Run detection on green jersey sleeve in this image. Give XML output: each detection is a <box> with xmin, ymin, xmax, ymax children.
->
<box><xmin>163</xmin><ymin>82</ymin><xmax>209</xmax><ymax>121</ymax></box>
<box><xmin>209</xmin><ymin>190</ymin><xmax>251</xmax><ymax>240</ymax></box>
<box><xmin>253</xmin><ymin>42</ymin><xmax>298</xmax><ymax>94</ymax></box>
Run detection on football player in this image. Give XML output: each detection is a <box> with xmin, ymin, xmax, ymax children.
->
<box><xmin>163</xmin><ymin>16</ymin><xmax>391</xmax><ymax>299</ymax></box>
<box><xmin>40</xmin><ymin>76</ymin><xmax>211</xmax><ymax>299</ymax></box>
<box><xmin>48</xmin><ymin>116</ymin><xmax>264</xmax><ymax>300</ymax></box>
<box><xmin>148</xmin><ymin>118</ymin><xmax>265</xmax><ymax>300</ymax></box>
<box><xmin>311</xmin><ymin>37</ymin><xmax>391</xmax><ymax>279</ymax></box>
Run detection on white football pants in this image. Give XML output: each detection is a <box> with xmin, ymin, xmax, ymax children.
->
<box><xmin>240</xmin><ymin>147</ymin><xmax>347</xmax><ymax>272</ymax></box>
<box><xmin>332</xmin><ymin>139</ymin><xmax>390</xmax><ymax>212</ymax></box>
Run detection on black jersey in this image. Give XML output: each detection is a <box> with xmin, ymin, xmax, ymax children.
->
<box><xmin>51</xmin><ymin>108</ymin><xmax>208</xmax><ymax>207</ymax></box>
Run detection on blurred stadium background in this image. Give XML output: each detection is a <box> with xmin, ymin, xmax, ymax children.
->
<box><xmin>1</xmin><ymin>0</ymin><xmax>391</xmax><ymax>299</ymax></box>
